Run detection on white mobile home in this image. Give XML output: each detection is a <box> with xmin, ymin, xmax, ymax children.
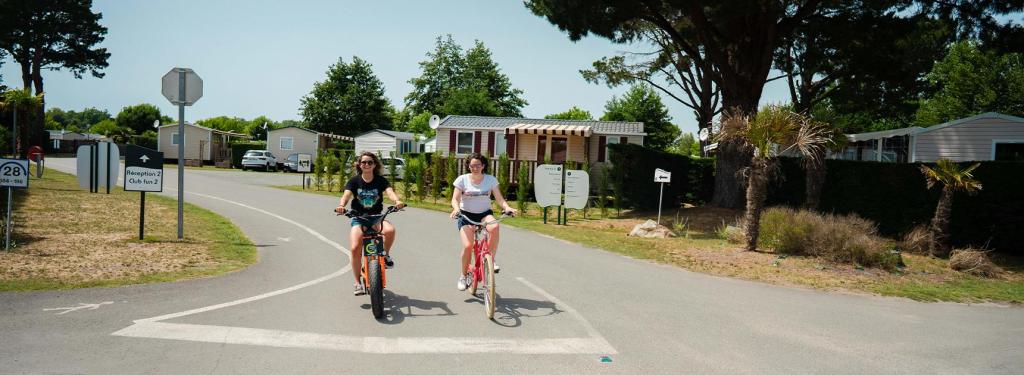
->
<box><xmin>839</xmin><ymin>112</ymin><xmax>1024</xmax><ymax>162</ymax></box>
<box><xmin>354</xmin><ymin>129</ymin><xmax>422</xmax><ymax>156</ymax></box>
<box><xmin>157</xmin><ymin>123</ymin><xmax>249</xmax><ymax>165</ymax></box>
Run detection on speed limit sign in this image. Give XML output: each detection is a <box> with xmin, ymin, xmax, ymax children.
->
<box><xmin>0</xmin><ymin>159</ymin><xmax>29</xmax><ymax>188</ymax></box>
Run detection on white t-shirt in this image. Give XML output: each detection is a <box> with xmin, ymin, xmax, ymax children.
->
<box><xmin>454</xmin><ymin>173</ymin><xmax>499</xmax><ymax>213</ymax></box>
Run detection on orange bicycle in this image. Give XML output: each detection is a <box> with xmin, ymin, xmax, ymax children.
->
<box><xmin>344</xmin><ymin>206</ymin><xmax>400</xmax><ymax>319</ymax></box>
<box><xmin>457</xmin><ymin>212</ymin><xmax>512</xmax><ymax>319</ymax></box>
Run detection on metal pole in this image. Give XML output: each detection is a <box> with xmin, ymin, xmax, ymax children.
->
<box><xmin>657</xmin><ymin>182</ymin><xmax>664</xmax><ymax>225</ymax></box>
<box><xmin>105</xmin><ymin>143</ymin><xmax>111</xmax><ymax>194</ymax></box>
<box><xmin>139</xmin><ymin>192</ymin><xmax>146</xmax><ymax>240</ymax></box>
<box><xmin>177</xmin><ymin>69</ymin><xmax>185</xmax><ymax>239</ymax></box>
<box><xmin>5</xmin><ymin>187</ymin><xmax>11</xmax><ymax>251</ymax></box>
<box><xmin>11</xmin><ymin>108</ymin><xmax>16</xmax><ymax>156</ymax></box>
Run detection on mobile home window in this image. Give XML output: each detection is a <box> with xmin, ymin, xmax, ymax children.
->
<box><xmin>280</xmin><ymin>137</ymin><xmax>293</xmax><ymax>150</ymax></box>
<box><xmin>457</xmin><ymin>132</ymin><xmax>474</xmax><ymax>155</ymax></box>
<box><xmin>400</xmin><ymin>140</ymin><xmax>413</xmax><ymax>154</ymax></box>
<box><xmin>172</xmin><ymin>132</ymin><xmax>183</xmax><ymax>145</ymax></box>
<box><xmin>994</xmin><ymin>142</ymin><xmax>1024</xmax><ymax>161</ymax></box>
<box><xmin>605</xmin><ymin>137</ymin><xmax>620</xmax><ymax>159</ymax></box>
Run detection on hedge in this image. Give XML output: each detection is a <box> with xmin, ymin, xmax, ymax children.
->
<box><xmin>607</xmin><ymin>143</ymin><xmax>715</xmax><ymax>210</ymax></box>
<box><xmin>767</xmin><ymin>158</ymin><xmax>1024</xmax><ymax>255</ymax></box>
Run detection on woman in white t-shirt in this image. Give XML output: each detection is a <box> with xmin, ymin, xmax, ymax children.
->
<box><xmin>449</xmin><ymin>152</ymin><xmax>517</xmax><ymax>291</ymax></box>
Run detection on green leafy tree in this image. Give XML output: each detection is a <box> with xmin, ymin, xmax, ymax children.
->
<box><xmin>0</xmin><ymin>0</ymin><xmax>110</xmax><ymax>147</ymax></box>
<box><xmin>920</xmin><ymin>160</ymin><xmax>983</xmax><ymax>257</ymax></box>
<box><xmin>446</xmin><ymin>156</ymin><xmax>459</xmax><ymax>196</ymax></box>
<box><xmin>916</xmin><ymin>41</ymin><xmax>1024</xmax><ymax>125</ymax></box>
<box><xmin>717</xmin><ymin>105</ymin><xmax>828</xmax><ymax>252</ymax></box>
<box><xmin>596</xmin><ymin>165</ymin><xmax>610</xmax><ymax>217</ymax></box>
<box><xmin>667</xmin><ymin>132</ymin><xmax>698</xmax><ymax>156</ymax></box>
<box><xmin>431</xmin><ymin>154</ymin><xmax>446</xmax><ymax>202</ymax></box>
<box><xmin>300</xmin><ymin>56</ymin><xmax>393</xmax><ymax>137</ymax></box>
<box><xmin>314</xmin><ymin>150</ymin><xmax>327</xmax><ymax>190</ymax></box>
<box><xmin>46</xmin><ymin>106</ymin><xmax>111</xmax><ymax>132</ymax></box>
<box><xmin>601</xmin><ymin>85</ymin><xmax>679</xmax><ymax>150</ymax></box>
<box><xmin>497</xmin><ymin>153</ymin><xmax>510</xmax><ymax>196</ymax></box>
<box><xmin>325</xmin><ymin>153</ymin><xmax>340</xmax><ymax>192</ymax></box>
<box><xmin>197</xmin><ymin>116</ymin><xmax>249</xmax><ymax>134</ymax></box>
<box><xmin>544</xmin><ymin>106</ymin><xmax>593</xmax><ymax>120</ymax></box>
<box><xmin>405</xmin><ymin>35</ymin><xmax>526</xmax><ymax>118</ymax></box>
<box><xmin>516</xmin><ymin>161</ymin><xmax>530</xmax><ymax>216</ymax></box>
<box><xmin>90</xmin><ymin>118</ymin><xmax>130</xmax><ymax>143</ymax></box>
<box><xmin>115</xmin><ymin>104</ymin><xmax>163</xmax><ymax>135</ymax></box>
<box><xmin>0</xmin><ymin>88</ymin><xmax>43</xmax><ymax>155</ymax></box>
<box><xmin>415</xmin><ymin>154</ymin><xmax>428</xmax><ymax>201</ymax></box>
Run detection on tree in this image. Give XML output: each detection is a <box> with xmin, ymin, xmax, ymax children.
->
<box><xmin>601</xmin><ymin>84</ymin><xmax>679</xmax><ymax>150</ymax></box>
<box><xmin>915</xmin><ymin>41</ymin><xmax>1024</xmax><ymax>125</ymax></box>
<box><xmin>0</xmin><ymin>88</ymin><xmax>43</xmax><ymax>155</ymax></box>
<box><xmin>89</xmin><ymin>118</ymin><xmax>130</xmax><ymax>143</ymax></box>
<box><xmin>667</xmin><ymin>132</ymin><xmax>699</xmax><ymax>156</ymax></box>
<box><xmin>0</xmin><ymin>0</ymin><xmax>110</xmax><ymax>148</ymax></box>
<box><xmin>197</xmin><ymin>116</ymin><xmax>249</xmax><ymax>134</ymax></box>
<box><xmin>526</xmin><ymin>0</ymin><xmax>1022</xmax><ymax>208</ymax></box>
<box><xmin>115</xmin><ymin>104</ymin><xmax>163</xmax><ymax>135</ymax></box>
<box><xmin>300</xmin><ymin>56</ymin><xmax>393</xmax><ymax>136</ymax></box>
<box><xmin>802</xmin><ymin>122</ymin><xmax>846</xmax><ymax>211</ymax></box>
<box><xmin>405</xmin><ymin>35</ymin><xmax>527</xmax><ymax>118</ymax></box>
<box><xmin>717</xmin><ymin>105</ymin><xmax>827</xmax><ymax>252</ymax></box>
<box><xmin>920</xmin><ymin>160</ymin><xmax>982</xmax><ymax>257</ymax></box>
<box><xmin>46</xmin><ymin>106</ymin><xmax>111</xmax><ymax>132</ymax></box>
<box><xmin>545</xmin><ymin>106</ymin><xmax>593</xmax><ymax>120</ymax></box>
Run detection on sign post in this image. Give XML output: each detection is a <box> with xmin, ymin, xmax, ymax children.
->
<box><xmin>563</xmin><ymin>169</ymin><xmax>590</xmax><ymax>225</ymax></box>
<box><xmin>297</xmin><ymin>153</ymin><xmax>312</xmax><ymax>189</ymax></box>
<box><xmin>162</xmin><ymin>67</ymin><xmax>203</xmax><ymax>240</ymax></box>
<box><xmin>0</xmin><ymin>159</ymin><xmax>29</xmax><ymax>251</ymax></box>
<box><xmin>654</xmin><ymin>168</ymin><xmax>671</xmax><ymax>225</ymax></box>
<box><xmin>533</xmin><ymin>164</ymin><xmax>564</xmax><ymax>224</ymax></box>
<box><xmin>125</xmin><ymin>145</ymin><xmax>164</xmax><ymax>240</ymax></box>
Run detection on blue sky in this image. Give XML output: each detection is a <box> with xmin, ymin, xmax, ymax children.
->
<box><xmin>0</xmin><ymin>0</ymin><xmax>791</xmax><ymax>135</ymax></box>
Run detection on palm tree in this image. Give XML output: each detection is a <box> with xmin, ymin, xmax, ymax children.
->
<box><xmin>717</xmin><ymin>105</ymin><xmax>827</xmax><ymax>252</ymax></box>
<box><xmin>803</xmin><ymin>123</ymin><xmax>847</xmax><ymax>211</ymax></box>
<box><xmin>0</xmin><ymin>88</ymin><xmax>44</xmax><ymax>157</ymax></box>
<box><xmin>920</xmin><ymin>159</ymin><xmax>982</xmax><ymax>257</ymax></box>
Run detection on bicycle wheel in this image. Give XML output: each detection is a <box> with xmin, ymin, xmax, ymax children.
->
<box><xmin>368</xmin><ymin>258</ymin><xmax>385</xmax><ymax>319</ymax></box>
<box><xmin>482</xmin><ymin>254</ymin><xmax>496</xmax><ymax>319</ymax></box>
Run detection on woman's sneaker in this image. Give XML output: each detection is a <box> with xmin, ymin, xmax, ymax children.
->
<box><xmin>494</xmin><ymin>263</ymin><xmax>500</xmax><ymax>273</ymax></box>
<box><xmin>384</xmin><ymin>254</ymin><xmax>394</xmax><ymax>268</ymax></box>
<box><xmin>457</xmin><ymin>275</ymin><xmax>469</xmax><ymax>291</ymax></box>
<box><xmin>353</xmin><ymin>283</ymin><xmax>366</xmax><ymax>296</ymax></box>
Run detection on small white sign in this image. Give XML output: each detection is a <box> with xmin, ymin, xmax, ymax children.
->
<box><xmin>76</xmin><ymin>142</ymin><xmax>120</xmax><ymax>189</ymax></box>
<box><xmin>564</xmin><ymin>170</ymin><xmax>590</xmax><ymax>209</ymax></box>
<box><xmin>654</xmin><ymin>168</ymin><xmax>671</xmax><ymax>183</ymax></box>
<box><xmin>125</xmin><ymin>167</ymin><xmax>163</xmax><ymax>192</ymax></box>
<box><xmin>703</xmin><ymin>142</ymin><xmax>718</xmax><ymax>152</ymax></box>
<box><xmin>0</xmin><ymin>159</ymin><xmax>29</xmax><ymax>188</ymax></box>
<box><xmin>533</xmin><ymin>164</ymin><xmax>563</xmax><ymax>208</ymax></box>
<box><xmin>297</xmin><ymin>153</ymin><xmax>313</xmax><ymax>173</ymax></box>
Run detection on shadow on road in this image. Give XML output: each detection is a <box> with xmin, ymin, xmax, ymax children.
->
<box><xmin>461</xmin><ymin>294</ymin><xmax>563</xmax><ymax>328</ymax></box>
<box><xmin>363</xmin><ymin>290</ymin><xmax>454</xmax><ymax>324</ymax></box>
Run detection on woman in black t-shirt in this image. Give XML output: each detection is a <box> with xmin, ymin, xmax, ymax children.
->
<box><xmin>335</xmin><ymin>152</ymin><xmax>406</xmax><ymax>296</ymax></box>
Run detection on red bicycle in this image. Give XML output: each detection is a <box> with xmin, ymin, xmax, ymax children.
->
<box><xmin>458</xmin><ymin>212</ymin><xmax>513</xmax><ymax>319</ymax></box>
<box><xmin>343</xmin><ymin>206</ymin><xmax>400</xmax><ymax>319</ymax></box>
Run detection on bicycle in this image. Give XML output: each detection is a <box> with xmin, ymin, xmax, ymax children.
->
<box><xmin>457</xmin><ymin>211</ymin><xmax>513</xmax><ymax>320</ymax></box>
<box><xmin>341</xmin><ymin>205</ymin><xmax>401</xmax><ymax>319</ymax></box>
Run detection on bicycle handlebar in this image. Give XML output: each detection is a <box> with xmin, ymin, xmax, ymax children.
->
<box><xmin>335</xmin><ymin>205</ymin><xmax>402</xmax><ymax>220</ymax></box>
<box><xmin>456</xmin><ymin>211</ymin><xmax>514</xmax><ymax>227</ymax></box>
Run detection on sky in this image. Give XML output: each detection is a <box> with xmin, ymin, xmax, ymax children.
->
<box><xmin>0</xmin><ymin>0</ymin><xmax>792</xmax><ymax>136</ymax></box>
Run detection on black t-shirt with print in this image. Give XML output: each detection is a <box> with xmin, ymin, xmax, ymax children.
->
<box><xmin>345</xmin><ymin>175</ymin><xmax>391</xmax><ymax>215</ymax></box>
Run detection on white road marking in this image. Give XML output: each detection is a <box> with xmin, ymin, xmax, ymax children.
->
<box><xmin>277</xmin><ymin>237</ymin><xmax>291</xmax><ymax>242</ymax></box>
<box><xmin>43</xmin><ymin>301</ymin><xmax>113</xmax><ymax>315</ymax></box>
<box><xmin>112</xmin><ymin>185</ymin><xmax>616</xmax><ymax>354</ymax></box>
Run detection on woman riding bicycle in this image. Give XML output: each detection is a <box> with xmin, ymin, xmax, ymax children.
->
<box><xmin>335</xmin><ymin>152</ymin><xmax>406</xmax><ymax>296</ymax></box>
<box><xmin>450</xmin><ymin>152</ymin><xmax>517</xmax><ymax>291</ymax></box>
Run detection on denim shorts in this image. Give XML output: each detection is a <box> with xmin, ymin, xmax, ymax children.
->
<box><xmin>456</xmin><ymin>210</ymin><xmax>493</xmax><ymax>231</ymax></box>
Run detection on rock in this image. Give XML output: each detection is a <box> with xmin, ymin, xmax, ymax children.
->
<box><xmin>628</xmin><ymin>220</ymin><xmax>676</xmax><ymax>238</ymax></box>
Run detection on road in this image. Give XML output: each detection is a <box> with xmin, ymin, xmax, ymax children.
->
<box><xmin>1</xmin><ymin>157</ymin><xmax>1021</xmax><ymax>374</ymax></box>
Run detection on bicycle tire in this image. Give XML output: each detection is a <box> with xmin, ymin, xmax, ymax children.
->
<box><xmin>368</xmin><ymin>258</ymin><xmax>385</xmax><ymax>319</ymax></box>
<box><xmin>483</xmin><ymin>254</ymin><xmax>496</xmax><ymax>319</ymax></box>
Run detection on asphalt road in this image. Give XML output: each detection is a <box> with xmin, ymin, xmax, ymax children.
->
<box><xmin>1</xmin><ymin>157</ymin><xmax>1021</xmax><ymax>374</ymax></box>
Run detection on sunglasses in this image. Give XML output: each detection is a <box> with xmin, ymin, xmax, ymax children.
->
<box><xmin>468</xmin><ymin>164</ymin><xmax>484</xmax><ymax>168</ymax></box>
<box><xmin>359</xmin><ymin>160</ymin><xmax>376</xmax><ymax>165</ymax></box>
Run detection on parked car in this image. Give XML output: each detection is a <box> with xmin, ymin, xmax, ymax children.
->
<box><xmin>241</xmin><ymin>150</ymin><xmax>277</xmax><ymax>171</ymax></box>
<box><xmin>380</xmin><ymin>157</ymin><xmax>405</xmax><ymax>180</ymax></box>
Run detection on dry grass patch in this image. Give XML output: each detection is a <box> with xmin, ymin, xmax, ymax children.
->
<box><xmin>949</xmin><ymin>248</ymin><xmax>1003</xmax><ymax>278</ymax></box>
<box><xmin>0</xmin><ymin>169</ymin><xmax>255</xmax><ymax>290</ymax></box>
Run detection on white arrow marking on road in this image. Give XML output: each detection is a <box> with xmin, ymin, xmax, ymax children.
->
<box><xmin>44</xmin><ymin>301</ymin><xmax>114</xmax><ymax>315</ymax></box>
<box><xmin>140</xmin><ymin>155</ymin><xmax>150</xmax><ymax>163</ymax></box>
<box><xmin>277</xmin><ymin>237</ymin><xmax>291</xmax><ymax>242</ymax></box>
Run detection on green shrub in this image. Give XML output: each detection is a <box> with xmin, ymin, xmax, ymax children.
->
<box><xmin>516</xmin><ymin>160</ymin><xmax>530</xmax><ymax>216</ymax></box>
<box><xmin>431</xmin><ymin>154</ymin><xmax>446</xmax><ymax>202</ymax></box>
<box><xmin>325</xmin><ymin>154</ymin><xmax>340</xmax><ymax>192</ymax></box>
<box><xmin>314</xmin><ymin>150</ymin><xmax>326</xmax><ymax>190</ymax></box>
<box><xmin>497</xmin><ymin>153</ymin><xmax>510</xmax><ymax>196</ymax></box>
<box><xmin>757</xmin><ymin>207</ymin><xmax>901</xmax><ymax>270</ymax></box>
<box><xmin>606</xmin><ymin>143</ymin><xmax>715</xmax><ymax>209</ymax></box>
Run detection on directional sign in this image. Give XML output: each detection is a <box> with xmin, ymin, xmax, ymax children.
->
<box><xmin>533</xmin><ymin>164</ymin><xmax>563</xmax><ymax>208</ymax></box>
<box><xmin>0</xmin><ymin>159</ymin><xmax>29</xmax><ymax>188</ymax></box>
<box><xmin>161</xmin><ymin>68</ymin><xmax>203</xmax><ymax>106</ymax></box>
<box><xmin>125</xmin><ymin>145</ymin><xmax>164</xmax><ymax>192</ymax></box>
<box><xmin>297</xmin><ymin>153</ymin><xmax>312</xmax><ymax>173</ymax></box>
<box><xmin>564</xmin><ymin>170</ymin><xmax>590</xmax><ymax>209</ymax></box>
<box><xmin>654</xmin><ymin>168</ymin><xmax>671</xmax><ymax>183</ymax></box>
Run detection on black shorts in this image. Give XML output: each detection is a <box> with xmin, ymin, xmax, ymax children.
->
<box><xmin>456</xmin><ymin>210</ymin><xmax>493</xmax><ymax>231</ymax></box>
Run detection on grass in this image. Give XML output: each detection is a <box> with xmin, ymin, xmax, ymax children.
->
<box><xmin>0</xmin><ymin>168</ymin><xmax>256</xmax><ymax>291</ymax></box>
<box><xmin>273</xmin><ymin>183</ymin><xmax>1024</xmax><ymax>304</ymax></box>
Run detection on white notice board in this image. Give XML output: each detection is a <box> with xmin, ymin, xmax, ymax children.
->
<box><xmin>533</xmin><ymin>164</ymin><xmax>563</xmax><ymax>208</ymax></box>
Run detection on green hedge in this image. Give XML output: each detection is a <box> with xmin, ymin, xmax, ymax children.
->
<box><xmin>607</xmin><ymin>143</ymin><xmax>715</xmax><ymax>210</ymax></box>
<box><xmin>767</xmin><ymin>158</ymin><xmax>1024</xmax><ymax>255</ymax></box>
<box><xmin>230</xmin><ymin>141</ymin><xmax>267</xmax><ymax>168</ymax></box>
